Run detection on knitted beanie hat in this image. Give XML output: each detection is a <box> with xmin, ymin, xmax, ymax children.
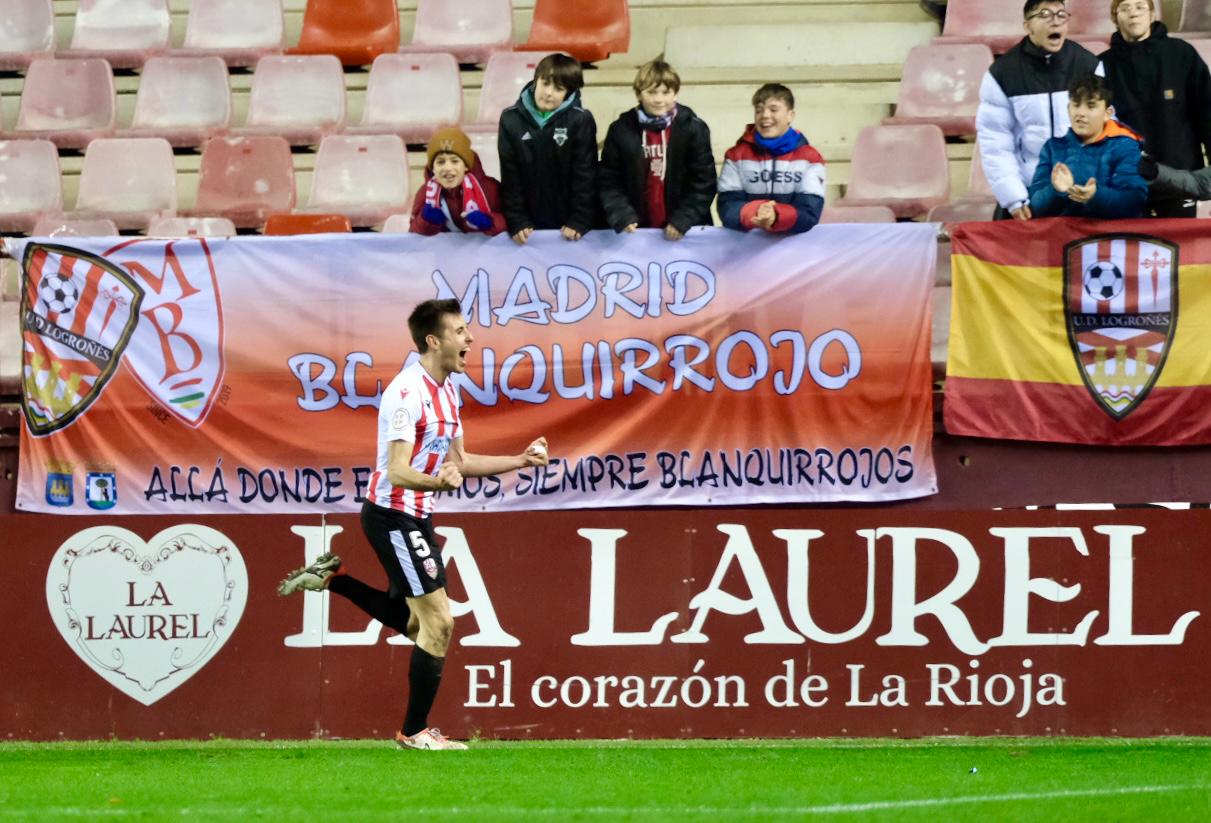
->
<box><xmin>427</xmin><ymin>127</ymin><xmax>474</xmax><ymax>170</ymax></box>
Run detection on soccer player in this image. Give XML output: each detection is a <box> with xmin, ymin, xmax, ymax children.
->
<box><xmin>277</xmin><ymin>298</ymin><xmax>549</xmax><ymax>751</ymax></box>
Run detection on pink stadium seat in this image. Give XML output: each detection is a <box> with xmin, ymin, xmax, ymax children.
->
<box><xmin>147</xmin><ymin>216</ymin><xmax>238</xmax><ymax>237</ymax></box>
<box><xmin>179</xmin><ymin>0</ymin><xmax>285</xmax><ymax>67</ymax></box>
<box><xmin>928</xmin><ymin>146</ymin><xmax>998</xmax><ymax>232</ymax></box>
<box><xmin>7</xmin><ymin>58</ymin><xmax>116</xmax><ymax>150</ymax></box>
<box><xmin>0</xmin><ymin>140</ymin><xmax>62</xmax><ymax>234</ymax></box>
<box><xmin>381</xmin><ymin>213</ymin><xmax>413</xmax><ymax>233</ymax></box>
<box><xmin>302</xmin><ymin>135</ymin><xmax>410</xmax><ymax>227</ymax></box>
<box><xmin>523</xmin><ymin>0</ymin><xmax>629</xmax><ymax>64</ymax></box>
<box><xmin>187</xmin><ymin>136</ymin><xmax>296</xmax><ymax>229</ymax></box>
<box><xmin>468</xmin><ymin>131</ymin><xmax>501</xmax><ymax>179</ymax></box>
<box><xmin>121</xmin><ymin>57</ymin><xmax>231</xmax><ymax>147</ymax></box>
<box><xmin>1187</xmin><ymin>37</ymin><xmax>1211</xmax><ymax>68</ymax></box>
<box><xmin>404</xmin><ymin>0</ymin><xmax>513</xmax><ymax>65</ymax></box>
<box><xmin>346</xmin><ymin>53</ymin><xmax>463</xmax><ymax>143</ymax></box>
<box><xmin>263</xmin><ymin>213</ymin><xmax>352</xmax><ymax>234</ymax></box>
<box><xmin>291</xmin><ymin>0</ymin><xmax>399</xmax><ymax>67</ymax></box>
<box><xmin>1180</xmin><ymin>1</ymin><xmax>1211</xmax><ymax>33</ymax></box>
<box><xmin>819</xmin><ymin>205</ymin><xmax>897</xmax><ymax>224</ymax></box>
<box><xmin>31</xmin><ymin>217</ymin><xmax>120</xmax><ymax>237</ymax></box>
<box><xmin>884</xmin><ymin>44</ymin><xmax>992</xmax><ymax>136</ymax></box>
<box><xmin>0</xmin><ymin>0</ymin><xmax>54</xmax><ymax>71</ymax></box>
<box><xmin>838</xmin><ymin>125</ymin><xmax>950</xmax><ymax>219</ymax></box>
<box><xmin>72</xmin><ymin>138</ymin><xmax>177</xmax><ymax>230</ymax></box>
<box><xmin>940</xmin><ymin>0</ymin><xmax>1114</xmax><ymax>53</ymax></box>
<box><xmin>234</xmin><ymin>55</ymin><xmax>346</xmax><ymax>145</ymax></box>
<box><xmin>468</xmin><ymin>52</ymin><xmax>548</xmax><ymax>130</ymax></box>
<box><xmin>64</xmin><ymin>0</ymin><xmax>171</xmax><ymax>68</ymax></box>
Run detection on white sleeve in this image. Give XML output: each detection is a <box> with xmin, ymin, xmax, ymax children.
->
<box><xmin>976</xmin><ymin>71</ymin><xmax>1029</xmax><ymax>210</ymax></box>
<box><xmin>380</xmin><ymin>387</ymin><xmax>420</xmax><ymax>443</ymax></box>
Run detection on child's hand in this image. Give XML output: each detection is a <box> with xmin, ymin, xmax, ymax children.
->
<box><xmin>1068</xmin><ymin>178</ymin><xmax>1097</xmax><ymax>205</ymax></box>
<box><xmin>622</xmin><ymin>223</ymin><xmax>638</xmax><ymax>233</ymax></box>
<box><xmin>512</xmin><ymin>227</ymin><xmax>534</xmax><ymax>245</ymax></box>
<box><xmin>561</xmin><ymin>226</ymin><xmax>583</xmax><ymax>241</ymax></box>
<box><xmin>1051</xmin><ymin>163</ymin><xmax>1074</xmax><ymax>194</ymax></box>
<box><xmin>664</xmin><ymin>224</ymin><xmax>684</xmax><ymax>241</ymax></box>
<box><xmin>421</xmin><ymin>204</ymin><xmax>446</xmax><ymax>225</ymax></box>
<box><xmin>753</xmin><ymin>201</ymin><xmax>777</xmax><ymax>230</ymax></box>
<box><xmin>464</xmin><ymin>210</ymin><xmax>493</xmax><ymax>231</ymax></box>
<box><xmin>1011</xmin><ymin>204</ymin><xmax>1032</xmax><ymax>220</ymax></box>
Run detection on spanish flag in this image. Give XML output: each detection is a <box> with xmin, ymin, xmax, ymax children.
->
<box><xmin>944</xmin><ymin>218</ymin><xmax>1211</xmax><ymax>445</ymax></box>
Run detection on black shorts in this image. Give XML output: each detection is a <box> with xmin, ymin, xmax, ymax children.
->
<box><xmin>360</xmin><ymin>500</ymin><xmax>447</xmax><ymax>598</ymax></box>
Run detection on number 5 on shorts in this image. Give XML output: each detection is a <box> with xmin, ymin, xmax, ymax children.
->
<box><xmin>409</xmin><ymin>530</ymin><xmax>431</xmax><ymax>558</ymax></box>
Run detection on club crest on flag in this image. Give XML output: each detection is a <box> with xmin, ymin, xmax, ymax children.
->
<box><xmin>20</xmin><ymin>244</ymin><xmax>144</xmax><ymax>436</ymax></box>
<box><xmin>1063</xmin><ymin>234</ymin><xmax>1178</xmax><ymax>420</ymax></box>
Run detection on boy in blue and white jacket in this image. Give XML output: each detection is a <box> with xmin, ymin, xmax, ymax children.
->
<box><xmin>717</xmin><ymin>84</ymin><xmax>825</xmax><ymax>234</ymax></box>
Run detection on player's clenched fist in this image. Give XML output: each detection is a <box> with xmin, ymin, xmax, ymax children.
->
<box><xmin>436</xmin><ymin>462</ymin><xmax>463</xmax><ymax>490</ymax></box>
<box><xmin>523</xmin><ymin>437</ymin><xmax>549</xmax><ymax>466</ymax></box>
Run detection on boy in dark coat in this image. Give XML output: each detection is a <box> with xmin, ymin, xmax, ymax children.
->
<box><xmin>410</xmin><ymin>127</ymin><xmax>507</xmax><ymax>236</ymax></box>
<box><xmin>497</xmin><ymin>53</ymin><xmax>598</xmax><ymax>244</ymax></box>
<box><xmin>599</xmin><ymin>59</ymin><xmax>716</xmax><ymax>240</ymax></box>
<box><xmin>1028</xmin><ymin>74</ymin><xmax>1147</xmax><ymax>218</ymax></box>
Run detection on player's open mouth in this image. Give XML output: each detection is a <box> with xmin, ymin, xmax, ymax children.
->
<box><xmin>459</xmin><ymin>348</ymin><xmax>469</xmax><ymax>365</ymax></box>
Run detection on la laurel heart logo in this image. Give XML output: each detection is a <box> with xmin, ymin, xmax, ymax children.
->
<box><xmin>45</xmin><ymin>525</ymin><xmax>248</xmax><ymax>706</ymax></box>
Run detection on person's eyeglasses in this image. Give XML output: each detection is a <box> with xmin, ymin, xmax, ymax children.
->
<box><xmin>1027</xmin><ymin>10</ymin><xmax>1072</xmax><ymax>21</ymax></box>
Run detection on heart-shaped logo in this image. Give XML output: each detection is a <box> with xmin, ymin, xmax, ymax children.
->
<box><xmin>45</xmin><ymin>525</ymin><xmax>248</xmax><ymax>706</ymax></box>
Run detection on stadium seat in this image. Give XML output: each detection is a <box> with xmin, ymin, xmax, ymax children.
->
<box><xmin>468</xmin><ymin>131</ymin><xmax>501</xmax><ymax>179</ymax></box>
<box><xmin>884</xmin><ymin>44</ymin><xmax>993</xmax><ymax>136</ymax></box>
<box><xmin>0</xmin><ymin>140</ymin><xmax>62</xmax><ymax>234</ymax></box>
<box><xmin>187</xmin><ymin>136</ymin><xmax>296</xmax><ymax>229</ymax></box>
<box><xmin>819</xmin><ymin>205</ymin><xmax>897</xmax><ymax>223</ymax></box>
<box><xmin>1180</xmin><ymin>1</ymin><xmax>1211</xmax><ymax>33</ymax></box>
<box><xmin>927</xmin><ymin>144</ymin><xmax>998</xmax><ymax>226</ymax></box>
<box><xmin>940</xmin><ymin>0</ymin><xmax>1114</xmax><ymax>53</ymax></box>
<box><xmin>404</xmin><ymin>0</ymin><xmax>513</xmax><ymax>65</ymax></box>
<box><xmin>31</xmin><ymin>217</ymin><xmax>120</xmax><ymax>237</ymax></box>
<box><xmin>1187</xmin><ymin>37</ymin><xmax>1211</xmax><ymax>69</ymax></box>
<box><xmin>0</xmin><ymin>300</ymin><xmax>18</xmax><ymax>396</ymax></box>
<box><xmin>263</xmin><ymin>213</ymin><xmax>352</xmax><ymax>234</ymax></box>
<box><xmin>147</xmin><ymin>216</ymin><xmax>238</xmax><ymax>237</ymax></box>
<box><xmin>291</xmin><ymin>0</ymin><xmax>399</xmax><ymax>66</ymax></box>
<box><xmin>0</xmin><ymin>0</ymin><xmax>54</xmax><ymax>72</ymax></box>
<box><xmin>381</xmin><ymin>213</ymin><xmax>413</xmax><ymax>233</ymax></box>
<box><xmin>346</xmin><ymin>53</ymin><xmax>463</xmax><ymax>144</ymax></box>
<box><xmin>179</xmin><ymin>0</ymin><xmax>285</xmax><ymax>67</ymax></box>
<box><xmin>302</xmin><ymin>135</ymin><xmax>410</xmax><ymax>227</ymax></box>
<box><xmin>63</xmin><ymin>0</ymin><xmax>171</xmax><ymax>68</ymax></box>
<box><xmin>522</xmin><ymin>0</ymin><xmax>629</xmax><ymax>64</ymax></box>
<box><xmin>468</xmin><ymin>52</ymin><xmax>548</xmax><ymax>130</ymax></box>
<box><xmin>234</xmin><ymin>55</ymin><xmax>346</xmax><ymax>145</ymax></box>
<box><xmin>837</xmin><ymin>125</ymin><xmax>950</xmax><ymax>219</ymax></box>
<box><xmin>72</xmin><ymin>138</ymin><xmax>177</xmax><ymax>230</ymax></box>
<box><xmin>7</xmin><ymin>58</ymin><xmax>116</xmax><ymax>150</ymax></box>
<box><xmin>121</xmin><ymin>56</ymin><xmax>231</xmax><ymax>148</ymax></box>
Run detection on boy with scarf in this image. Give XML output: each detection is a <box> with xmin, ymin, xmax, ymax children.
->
<box><xmin>410</xmin><ymin>127</ymin><xmax>507</xmax><ymax>236</ymax></box>
<box><xmin>717</xmin><ymin>83</ymin><xmax>825</xmax><ymax>234</ymax></box>
<box><xmin>498</xmin><ymin>53</ymin><xmax>598</xmax><ymax>244</ymax></box>
<box><xmin>599</xmin><ymin>58</ymin><xmax>716</xmax><ymax>240</ymax></box>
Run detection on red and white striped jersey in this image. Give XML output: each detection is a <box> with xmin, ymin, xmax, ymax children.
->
<box><xmin>368</xmin><ymin>362</ymin><xmax>463</xmax><ymax>517</ymax></box>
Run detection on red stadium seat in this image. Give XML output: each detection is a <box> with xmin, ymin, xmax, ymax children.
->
<box><xmin>234</xmin><ymin>55</ymin><xmax>346</xmax><ymax>145</ymax></box>
<box><xmin>0</xmin><ymin>140</ymin><xmax>62</xmax><ymax>234</ymax></box>
<box><xmin>468</xmin><ymin>51</ymin><xmax>548</xmax><ymax>130</ymax></box>
<box><xmin>263</xmin><ymin>213</ymin><xmax>352</xmax><ymax>234</ymax></box>
<box><xmin>940</xmin><ymin>0</ymin><xmax>1114</xmax><ymax>53</ymax></box>
<box><xmin>346</xmin><ymin>53</ymin><xmax>463</xmax><ymax>144</ymax></box>
<box><xmin>7</xmin><ymin>58</ymin><xmax>116</xmax><ymax>150</ymax></box>
<box><xmin>884</xmin><ymin>44</ymin><xmax>993</xmax><ymax>136</ymax></box>
<box><xmin>147</xmin><ymin>217</ymin><xmax>238</xmax><ymax>237</ymax></box>
<box><xmin>0</xmin><ymin>0</ymin><xmax>54</xmax><ymax>71</ymax></box>
<box><xmin>404</xmin><ymin>0</ymin><xmax>513</xmax><ymax>65</ymax></box>
<box><xmin>819</xmin><ymin>205</ymin><xmax>897</xmax><ymax>223</ymax></box>
<box><xmin>302</xmin><ymin>135</ymin><xmax>410</xmax><ymax>227</ymax></box>
<box><xmin>291</xmin><ymin>0</ymin><xmax>399</xmax><ymax>66</ymax></box>
<box><xmin>179</xmin><ymin>0</ymin><xmax>285</xmax><ymax>67</ymax></box>
<box><xmin>838</xmin><ymin>125</ymin><xmax>950</xmax><ymax>219</ymax></box>
<box><xmin>31</xmin><ymin>216</ymin><xmax>120</xmax><ymax>237</ymax></box>
<box><xmin>72</xmin><ymin>138</ymin><xmax>177</xmax><ymax>230</ymax></box>
<box><xmin>188</xmin><ymin>136</ymin><xmax>296</xmax><ymax>229</ymax></box>
<box><xmin>63</xmin><ymin>0</ymin><xmax>171</xmax><ymax>68</ymax></box>
<box><xmin>522</xmin><ymin>0</ymin><xmax>629</xmax><ymax>64</ymax></box>
<box><xmin>121</xmin><ymin>56</ymin><xmax>231</xmax><ymax>148</ymax></box>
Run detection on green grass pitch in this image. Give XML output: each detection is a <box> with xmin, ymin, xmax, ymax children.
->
<box><xmin>2</xmin><ymin>738</ymin><xmax>1209</xmax><ymax>820</ymax></box>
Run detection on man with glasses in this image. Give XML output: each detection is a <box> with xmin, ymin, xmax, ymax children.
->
<box><xmin>1099</xmin><ymin>0</ymin><xmax>1211</xmax><ymax>217</ymax></box>
<box><xmin>977</xmin><ymin>0</ymin><xmax>1102</xmax><ymax>220</ymax></box>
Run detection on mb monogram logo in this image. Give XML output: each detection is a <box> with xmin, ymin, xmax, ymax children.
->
<box><xmin>45</xmin><ymin>526</ymin><xmax>248</xmax><ymax>706</ymax></box>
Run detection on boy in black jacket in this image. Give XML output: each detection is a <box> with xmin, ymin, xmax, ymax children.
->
<box><xmin>599</xmin><ymin>59</ymin><xmax>717</xmax><ymax>240</ymax></box>
<box><xmin>498</xmin><ymin>53</ymin><xmax>598</xmax><ymax>244</ymax></box>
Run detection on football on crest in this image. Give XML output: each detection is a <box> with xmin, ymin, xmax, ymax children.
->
<box><xmin>1083</xmin><ymin>260</ymin><xmax>1124</xmax><ymax>301</ymax></box>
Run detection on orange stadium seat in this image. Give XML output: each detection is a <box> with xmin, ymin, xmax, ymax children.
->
<box><xmin>302</xmin><ymin>135</ymin><xmax>411</xmax><ymax>227</ymax></box>
<box><xmin>188</xmin><ymin>136</ymin><xmax>296</xmax><ymax>228</ymax></box>
<box><xmin>179</xmin><ymin>0</ymin><xmax>285</xmax><ymax>67</ymax></box>
<box><xmin>837</xmin><ymin>125</ymin><xmax>950</xmax><ymax>219</ymax></box>
<box><xmin>31</xmin><ymin>217</ymin><xmax>120</xmax><ymax>237</ymax></box>
<box><xmin>0</xmin><ymin>140</ymin><xmax>62</xmax><ymax>234</ymax></box>
<box><xmin>72</xmin><ymin>138</ymin><xmax>177</xmax><ymax>230</ymax></box>
<box><xmin>404</xmin><ymin>0</ymin><xmax>513</xmax><ymax>65</ymax></box>
<box><xmin>884</xmin><ymin>44</ymin><xmax>992</xmax><ymax>136</ymax></box>
<box><xmin>468</xmin><ymin>51</ymin><xmax>548</xmax><ymax>130</ymax></box>
<box><xmin>292</xmin><ymin>0</ymin><xmax>399</xmax><ymax>66</ymax></box>
<box><xmin>523</xmin><ymin>0</ymin><xmax>630</xmax><ymax>64</ymax></box>
<box><xmin>940</xmin><ymin>0</ymin><xmax>1114</xmax><ymax>53</ymax></box>
<box><xmin>63</xmin><ymin>0</ymin><xmax>171</xmax><ymax>68</ymax></box>
<box><xmin>234</xmin><ymin>55</ymin><xmax>346</xmax><ymax>145</ymax></box>
<box><xmin>346</xmin><ymin>53</ymin><xmax>463</xmax><ymax>144</ymax></box>
<box><xmin>819</xmin><ymin>205</ymin><xmax>897</xmax><ymax>223</ymax></box>
<box><xmin>147</xmin><ymin>217</ymin><xmax>238</xmax><ymax>237</ymax></box>
<box><xmin>381</xmin><ymin>213</ymin><xmax>413</xmax><ymax>232</ymax></box>
<box><xmin>262</xmin><ymin>213</ymin><xmax>352</xmax><ymax>234</ymax></box>
<box><xmin>0</xmin><ymin>0</ymin><xmax>54</xmax><ymax>71</ymax></box>
<box><xmin>6</xmin><ymin>59</ymin><xmax>116</xmax><ymax>150</ymax></box>
<box><xmin>121</xmin><ymin>56</ymin><xmax>231</xmax><ymax>148</ymax></box>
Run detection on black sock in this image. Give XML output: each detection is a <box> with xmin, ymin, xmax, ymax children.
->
<box><xmin>327</xmin><ymin>575</ymin><xmax>411</xmax><ymax>634</ymax></box>
<box><xmin>403</xmin><ymin>646</ymin><xmax>445</xmax><ymax>736</ymax></box>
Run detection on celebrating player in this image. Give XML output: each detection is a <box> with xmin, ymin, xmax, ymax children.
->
<box><xmin>277</xmin><ymin>298</ymin><xmax>549</xmax><ymax>751</ymax></box>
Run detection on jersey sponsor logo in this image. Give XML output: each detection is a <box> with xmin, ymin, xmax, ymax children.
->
<box><xmin>423</xmin><ymin>557</ymin><xmax>439</xmax><ymax>579</ymax></box>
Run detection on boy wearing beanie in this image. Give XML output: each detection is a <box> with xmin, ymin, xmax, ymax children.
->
<box><xmin>410</xmin><ymin>127</ymin><xmax>507</xmax><ymax>236</ymax></box>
